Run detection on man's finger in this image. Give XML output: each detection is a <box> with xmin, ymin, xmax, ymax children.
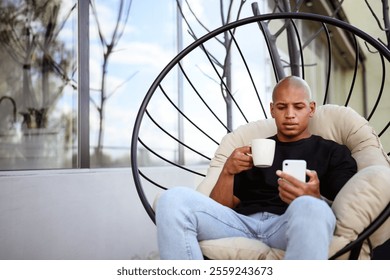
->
<box><xmin>276</xmin><ymin>170</ymin><xmax>302</xmax><ymax>184</ymax></box>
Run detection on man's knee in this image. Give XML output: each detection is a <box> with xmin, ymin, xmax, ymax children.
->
<box><xmin>288</xmin><ymin>195</ymin><xmax>336</xmax><ymax>228</ymax></box>
<box><xmin>156</xmin><ymin>187</ymin><xmax>196</xmax><ymax>215</ymax></box>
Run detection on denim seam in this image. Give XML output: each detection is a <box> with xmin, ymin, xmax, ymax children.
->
<box><xmin>194</xmin><ymin>210</ymin><xmax>257</xmax><ymax>237</ymax></box>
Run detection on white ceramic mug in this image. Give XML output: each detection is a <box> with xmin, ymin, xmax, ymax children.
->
<box><xmin>251</xmin><ymin>138</ymin><xmax>276</xmax><ymax>168</ymax></box>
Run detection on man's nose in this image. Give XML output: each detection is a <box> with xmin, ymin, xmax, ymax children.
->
<box><xmin>285</xmin><ymin>107</ymin><xmax>295</xmax><ymax>118</ymax></box>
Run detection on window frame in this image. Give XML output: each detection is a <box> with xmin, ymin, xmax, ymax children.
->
<box><xmin>78</xmin><ymin>0</ymin><xmax>90</xmax><ymax>168</ymax></box>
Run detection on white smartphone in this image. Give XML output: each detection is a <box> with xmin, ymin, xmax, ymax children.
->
<box><xmin>282</xmin><ymin>160</ymin><xmax>307</xmax><ymax>182</ymax></box>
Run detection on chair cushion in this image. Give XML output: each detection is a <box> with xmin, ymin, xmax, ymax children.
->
<box><xmin>199</xmin><ymin>237</ymin><xmax>284</xmax><ymax>260</ymax></box>
<box><xmin>196</xmin><ymin>104</ymin><xmax>390</xmax><ymax>259</ymax></box>
<box><xmin>308</xmin><ymin>105</ymin><xmax>390</xmax><ymax>170</ymax></box>
<box><xmin>331</xmin><ymin>165</ymin><xmax>390</xmax><ymax>257</ymax></box>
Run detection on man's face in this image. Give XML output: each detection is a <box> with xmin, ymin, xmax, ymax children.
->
<box><xmin>270</xmin><ymin>83</ymin><xmax>315</xmax><ymax>142</ymax></box>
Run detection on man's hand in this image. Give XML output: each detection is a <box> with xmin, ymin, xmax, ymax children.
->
<box><xmin>222</xmin><ymin>146</ymin><xmax>254</xmax><ymax>176</ymax></box>
<box><xmin>276</xmin><ymin>169</ymin><xmax>321</xmax><ymax>204</ymax></box>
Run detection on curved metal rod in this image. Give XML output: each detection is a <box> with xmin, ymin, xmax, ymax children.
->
<box><xmin>322</xmin><ymin>23</ymin><xmax>332</xmax><ymax>105</ymax></box>
<box><xmin>139</xmin><ymin>169</ymin><xmax>167</xmax><ymax>191</ymax></box>
<box><xmin>138</xmin><ymin>138</ymin><xmax>206</xmax><ymax>178</ymax></box>
<box><xmin>145</xmin><ymin>110</ymin><xmax>211</xmax><ymax>161</ymax></box>
<box><xmin>136</xmin><ymin>169</ymin><xmax>157</xmax><ymax>223</ymax></box>
<box><xmin>378</xmin><ymin>120</ymin><xmax>390</xmax><ymax>137</ymax></box>
<box><xmin>198</xmin><ymin>43</ymin><xmax>249</xmax><ymax>124</ymax></box>
<box><xmin>158</xmin><ymin>84</ymin><xmax>220</xmax><ymax>145</ymax></box>
<box><xmin>178</xmin><ymin>62</ymin><xmax>230</xmax><ymax>132</ymax></box>
<box><xmin>228</xmin><ymin>29</ymin><xmax>268</xmax><ymax>119</ymax></box>
<box><xmin>367</xmin><ymin>53</ymin><xmax>386</xmax><ymax>121</ymax></box>
<box><xmin>329</xmin><ymin>202</ymin><xmax>390</xmax><ymax>260</ymax></box>
<box><xmin>344</xmin><ymin>34</ymin><xmax>359</xmax><ymax>106</ymax></box>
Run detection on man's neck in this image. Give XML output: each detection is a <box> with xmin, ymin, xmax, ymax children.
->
<box><xmin>275</xmin><ymin>132</ymin><xmax>312</xmax><ymax>143</ymax></box>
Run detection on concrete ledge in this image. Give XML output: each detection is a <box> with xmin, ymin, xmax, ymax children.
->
<box><xmin>0</xmin><ymin>168</ymin><xmax>167</xmax><ymax>259</ymax></box>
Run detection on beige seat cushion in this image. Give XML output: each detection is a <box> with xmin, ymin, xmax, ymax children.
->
<box><xmin>196</xmin><ymin>104</ymin><xmax>390</xmax><ymax>259</ymax></box>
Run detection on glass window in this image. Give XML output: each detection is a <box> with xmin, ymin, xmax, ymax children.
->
<box><xmin>89</xmin><ymin>0</ymin><xmax>178</xmax><ymax>167</ymax></box>
<box><xmin>0</xmin><ymin>0</ymin><xmax>78</xmax><ymax>170</ymax></box>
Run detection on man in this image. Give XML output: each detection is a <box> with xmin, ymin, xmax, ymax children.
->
<box><xmin>156</xmin><ymin>76</ymin><xmax>357</xmax><ymax>259</ymax></box>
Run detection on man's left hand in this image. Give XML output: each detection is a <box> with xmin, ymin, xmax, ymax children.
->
<box><xmin>276</xmin><ymin>169</ymin><xmax>321</xmax><ymax>204</ymax></box>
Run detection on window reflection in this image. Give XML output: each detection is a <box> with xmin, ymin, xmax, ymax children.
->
<box><xmin>88</xmin><ymin>0</ymin><xmax>176</xmax><ymax>168</ymax></box>
<box><xmin>0</xmin><ymin>0</ymin><xmax>77</xmax><ymax>170</ymax></box>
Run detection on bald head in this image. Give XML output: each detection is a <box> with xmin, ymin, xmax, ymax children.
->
<box><xmin>270</xmin><ymin>75</ymin><xmax>316</xmax><ymax>142</ymax></box>
<box><xmin>272</xmin><ymin>76</ymin><xmax>312</xmax><ymax>103</ymax></box>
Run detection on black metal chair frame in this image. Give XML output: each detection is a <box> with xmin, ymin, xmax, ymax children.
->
<box><xmin>131</xmin><ymin>12</ymin><xmax>390</xmax><ymax>260</ymax></box>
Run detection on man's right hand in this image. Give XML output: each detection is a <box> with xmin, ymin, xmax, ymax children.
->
<box><xmin>223</xmin><ymin>146</ymin><xmax>254</xmax><ymax>176</ymax></box>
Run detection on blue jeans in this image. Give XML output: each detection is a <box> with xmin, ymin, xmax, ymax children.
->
<box><xmin>156</xmin><ymin>187</ymin><xmax>336</xmax><ymax>260</ymax></box>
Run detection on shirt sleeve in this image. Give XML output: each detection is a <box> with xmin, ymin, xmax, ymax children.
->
<box><xmin>321</xmin><ymin>144</ymin><xmax>357</xmax><ymax>200</ymax></box>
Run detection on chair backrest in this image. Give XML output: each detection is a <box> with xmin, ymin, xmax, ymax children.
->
<box><xmin>131</xmin><ymin>13</ymin><xmax>390</xmax><ymax>223</ymax></box>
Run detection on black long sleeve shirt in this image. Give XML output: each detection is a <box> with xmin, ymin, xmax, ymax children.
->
<box><xmin>233</xmin><ymin>135</ymin><xmax>357</xmax><ymax>215</ymax></box>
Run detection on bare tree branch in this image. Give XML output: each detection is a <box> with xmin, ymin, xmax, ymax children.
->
<box><xmin>281</xmin><ymin>0</ymin><xmax>300</xmax><ymax>76</ymax></box>
<box><xmin>182</xmin><ymin>0</ymin><xmax>214</xmax><ymax>36</ymax></box>
<box><xmin>106</xmin><ymin>71</ymin><xmax>139</xmax><ymax>100</ymax></box>
<box><xmin>178</xmin><ymin>0</ymin><xmax>248</xmax><ymax>130</ymax></box>
<box><xmin>89</xmin><ymin>0</ymin><xmax>133</xmax><ymax>161</ymax></box>
<box><xmin>302</xmin><ymin>0</ymin><xmax>345</xmax><ymax>49</ymax></box>
<box><xmin>252</xmin><ymin>2</ymin><xmax>285</xmax><ymax>79</ymax></box>
<box><xmin>365</xmin><ymin>0</ymin><xmax>388</xmax><ymax>31</ymax></box>
<box><xmin>382</xmin><ymin>0</ymin><xmax>390</xmax><ymax>48</ymax></box>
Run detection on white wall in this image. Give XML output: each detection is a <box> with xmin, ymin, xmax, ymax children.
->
<box><xmin>0</xmin><ymin>167</ymin><xmax>206</xmax><ymax>260</ymax></box>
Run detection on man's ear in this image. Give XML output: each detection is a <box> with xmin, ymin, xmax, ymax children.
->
<box><xmin>270</xmin><ymin>102</ymin><xmax>275</xmax><ymax>118</ymax></box>
<box><xmin>309</xmin><ymin>101</ymin><xmax>316</xmax><ymax>118</ymax></box>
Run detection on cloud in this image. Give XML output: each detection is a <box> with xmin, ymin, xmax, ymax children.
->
<box><xmin>110</xmin><ymin>42</ymin><xmax>173</xmax><ymax>69</ymax></box>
